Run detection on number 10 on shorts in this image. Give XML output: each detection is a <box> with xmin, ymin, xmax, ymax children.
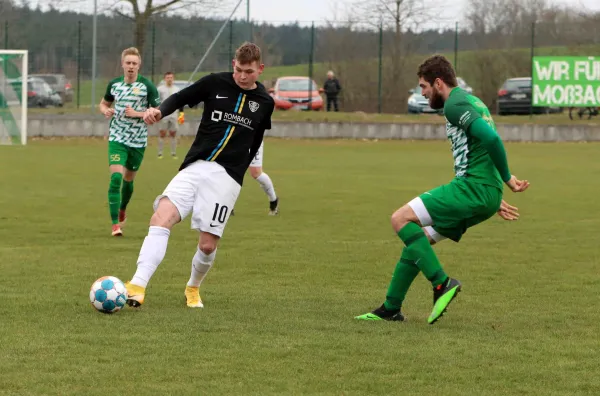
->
<box><xmin>211</xmin><ymin>203</ymin><xmax>229</xmax><ymax>225</ymax></box>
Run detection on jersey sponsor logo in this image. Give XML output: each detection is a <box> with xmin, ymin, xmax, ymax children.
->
<box><xmin>210</xmin><ymin>110</ymin><xmax>253</xmax><ymax>129</ymax></box>
<box><xmin>249</xmin><ymin>100</ymin><xmax>259</xmax><ymax>112</ymax></box>
<box><xmin>211</xmin><ymin>110</ymin><xmax>223</xmax><ymax>122</ymax></box>
<box><xmin>223</xmin><ymin>112</ymin><xmax>252</xmax><ymax>126</ymax></box>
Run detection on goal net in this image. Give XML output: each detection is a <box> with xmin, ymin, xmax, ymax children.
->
<box><xmin>0</xmin><ymin>50</ymin><xmax>28</xmax><ymax>145</ymax></box>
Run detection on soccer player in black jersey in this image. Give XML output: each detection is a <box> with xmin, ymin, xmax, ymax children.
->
<box><xmin>124</xmin><ymin>42</ymin><xmax>275</xmax><ymax>308</ymax></box>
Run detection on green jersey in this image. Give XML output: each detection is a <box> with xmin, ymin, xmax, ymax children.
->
<box><xmin>443</xmin><ymin>87</ymin><xmax>503</xmax><ymax>190</ymax></box>
<box><xmin>103</xmin><ymin>75</ymin><xmax>160</xmax><ymax>148</ymax></box>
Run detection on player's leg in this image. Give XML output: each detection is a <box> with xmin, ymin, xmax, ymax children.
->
<box><xmin>107</xmin><ymin>142</ymin><xmax>128</xmax><ymax>236</ymax></box>
<box><xmin>184</xmin><ymin>161</ymin><xmax>241</xmax><ymax>308</ymax></box>
<box><xmin>355</xmin><ymin>225</ymin><xmax>443</xmax><ymax>322</ymax></box>
<box><xmin>356</xmin><ymin>182</ymin><xmax>465</xmax><ymax>323</ymax></box>
<box><xmin>126</xmin><ymin>163</ymin><xmax>201</xmax><ymax>307</ymax></box>
<box><xmin>185</xmin><ymin>232</ymin><xmax>219</xmax><ymax>308</ymax></box>
<box><xmin>157</xmin><ymin>129</ymin><xmax>167</xmax><ymax>158</ymax></box>
<box><xmin>249</xmin><ymin>143</ymin><xmax>279</xmax><ymax>215</ymax></box>
<box><xmin>169</xmin><ymin>129</ymin><xmax>178</xmax><ymax>159</ymax></box>
<box><xmin>391</xmin><ymin>201</ymin><xmax>462</xmax><ymax>325</ymax></box>
<box><xmin>119</xmin><ymin>146</ymin><xmax>145</xmax><ymax>226</ymax></box>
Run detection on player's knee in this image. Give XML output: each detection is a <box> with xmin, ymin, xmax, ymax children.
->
<box><xmin>391</xmin><ymin>206</ymin><xmax>413</xmax><ymax>232</ymax></box>
<box><xmin>109</xmin><ymin>172</ymin><xmax>123</xmax><ymax>190</ymax></box>
<box><xmin>159</xmin><ymin>130</ymin><xmax>167</xmax><ymax>138</ymax></box>
<box><xmin>123</xmin><ymin>170</ymin><xmax>136</xmax><ymax>182</ymax></box>
<box><xmin>249</xmin><ymin>167</ymin><xmax>262</xmax><ymax>179</ymax></box>
<box><xmin>198</xmin><ymin>241</ymin><xmax>216</xmax><ymax>256</ymax></box>
<box><xmin>169</xmin><ymin>131</ymin><xmax>177</xmax><ymax>138</ymax></box>
<box><xmin>149</xmin><ymin>198</ymin><xmax>180</xmax><ymax>229</ymax></box>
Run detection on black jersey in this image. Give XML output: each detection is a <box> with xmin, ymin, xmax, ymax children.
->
<box><xmin>158</xmin><ymin>72</ymin><xmax>275</xmax><ymax>185</ymax></box>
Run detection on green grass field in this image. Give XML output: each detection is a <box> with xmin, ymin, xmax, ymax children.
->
<box><xmin>1</xmin><ymin>138</ymin><xmax>599</xmax><ymax>395</ymax></box>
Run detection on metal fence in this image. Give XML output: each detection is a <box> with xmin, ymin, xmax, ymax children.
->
<box><xmin>1</xmin><ymin>13</ymin><xmax>599</xmax><ymax>114</ymax></box>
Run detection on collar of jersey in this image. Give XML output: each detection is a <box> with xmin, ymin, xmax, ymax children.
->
<box><xmin>449</xmin><ymin>86</ymin><xmax>462</xmax><ymax>97</ymax></box>
<box><xmin>121</xmin><ymin>74</ymin><xmax>141</xmax><ymax>85</ymax></box>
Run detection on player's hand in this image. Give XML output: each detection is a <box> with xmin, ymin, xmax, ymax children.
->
<box><xmin>178</xmin><ymin>112</ymin><xmax>185</xmax><ymax>125</ymax></box>
<box><xmin>497</xmin><ymin>199</ymin><xmax>519</xmax><ymax>221</ymax></box>
<box><xmin>103</xmin><ymin>108</ymin><xmax>115</xmax><ymax>119</ymax></box>
<box><xmin>505</xmin><ymin>175</ymin><xmax>530</xmax><ymax>193</ymax></box>
<box><xmin>124</xmin><ymin>106</ymin><xmax>137</xmax><ymax>118</ymax></box>
<box><xmin>143</xmin><ymin>108</ymin><xmax>162</xmax><ymax>125</ymax></box>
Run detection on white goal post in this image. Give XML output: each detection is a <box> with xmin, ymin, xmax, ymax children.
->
<box><xmin>0</xmin><ymin>50</ymin><xmax>28</xmax><ymax>145</ymax></box>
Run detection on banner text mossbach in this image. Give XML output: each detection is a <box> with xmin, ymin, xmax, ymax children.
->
<box><xmin>532</xmin><ymin>56</ymin><xmax>600</xmax><ymax>107</ymax></box>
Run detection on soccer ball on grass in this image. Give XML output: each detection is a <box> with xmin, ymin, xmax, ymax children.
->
<box><xmin>89</xmin><ymin>276</ymin><xmax>128</xmax><ymax>313</ymax></box>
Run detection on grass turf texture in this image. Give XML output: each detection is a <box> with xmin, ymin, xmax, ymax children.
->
<box><xmin>1</xmin><ymin>138</ymin><xmax>599</xmax><ymax>395</ymax></box>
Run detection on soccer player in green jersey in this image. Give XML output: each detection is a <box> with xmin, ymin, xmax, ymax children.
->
<box><xmin>99</xmin><ymin>47</ymin><xmax>160</xmax><ymax>237</ymax></box>
<box><xmin>355</xmin><ymin>55</ymin><xmax>530</xmax><ymax>324</ymax></box>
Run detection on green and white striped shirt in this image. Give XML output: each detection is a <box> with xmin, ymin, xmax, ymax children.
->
<box><xmin>103</xmin><ymin>75</ymin><xmax>160</xmax><ymax>148</ymax></box>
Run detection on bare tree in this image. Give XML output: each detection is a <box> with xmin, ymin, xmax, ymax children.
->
<box><xmin>109</xmin><ymin>0</ymin><xmax>229</xmax><ymax>55</ymax></box>
<box><xmin>350</xmin><ymin>0</ymin><xmax>442</xmax><ymax>55</ymax></box>
<box><xmin>341</xmin><ymin>0</ymin><xmax>442</xmax><ymax>112</ymax></box>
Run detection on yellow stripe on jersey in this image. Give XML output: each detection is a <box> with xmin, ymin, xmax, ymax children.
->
<box><xmin>211</xmin><ymin>126</ymin><xmax>236</xmax><ymax>161</ymax></box>
<box><xmin>238</xmin><ymin>94</ymin><xmax>246</xmax><ymax>114</ymax></box>
<box><xmin>211</xmin><ymin>93</ymin><xmax>246</xmax><ymax>161</ymax></box>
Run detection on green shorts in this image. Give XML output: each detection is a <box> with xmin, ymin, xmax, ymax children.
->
<box><xmin>413</xmin><ymin>178</ymin><xmax>502</xmax><ymax>242</ymax></box>
<box><xmin>108</xmin><ymin>141</ymin><xmax>145</xmax><ymax>171</ymax></box>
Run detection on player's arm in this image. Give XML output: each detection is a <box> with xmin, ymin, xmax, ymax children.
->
<box><xmin>99</xmin><ymin>99</ymin><xmax>114</xmax><ymax>118</ymax></box>
<box><xmin>467</xmin><ymin>118</ymin><xmax>512</xmax><ymax>183</ymax></box>
<box><xmin>124</xmin><ymin>107</ymin><xmax>145</xmax><ymax>118</ymax></box>
<box><xmin>99</xmin><ymin>81</ymin><xmax>115</xmax><ymax>118</ymax></box>
<box><xmin>158</xmin><ymin>75</ymin><xmax>213</xmax><ymax>119</ymax></box>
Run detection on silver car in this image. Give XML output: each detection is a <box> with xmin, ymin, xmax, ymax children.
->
<box><xmin>407</xmin><ymin>77</ymin><xmax>473</xmax><ymax>114</ymax></box>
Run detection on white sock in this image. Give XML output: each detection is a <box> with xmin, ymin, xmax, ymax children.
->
<box><xmin>256</xmin><ymin>172</ymin><xmax>277</xmax><ymax>202</ymax></box>
<box><xmin>170</xmin><ymin>136</ymin><xmax>177</xmax><ymax>156</ymax></box>
<box><xmin>157</xmin><ymin>137</ymin><xmax>164</xmax><ymax>155</ymax></box>
<box><xmin>187</xmin><ymin>248</ymin><xmax>216</xmax><ymax>287</ymax></box>
<box><xmin>130</xmin><ymin>226</ymin><xmax>170</xmax><ymax>288</ymax></box>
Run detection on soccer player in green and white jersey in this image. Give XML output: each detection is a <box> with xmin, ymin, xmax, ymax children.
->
<box><xmin>355</xmin><ymin>55</ymin><xmax>530</xmax><ymax>325</ymax></box>
<box><xmin>99</xmin><ymin>47</ymin><xmax>160</xmax><ymax>237</ymax></box>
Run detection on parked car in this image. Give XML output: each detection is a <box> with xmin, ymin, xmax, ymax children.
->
<box><xmin>407</xmin><ymin>86</ymin><xmax>441</xmax><ymax>114</ymax></box>
<box><xmin>497</xmin><ymin>77</ymin><xmax>561</xmax><ymax>115</ymax></box>
<box><xmin>30</xmin><ymin>73</ymin><xmax>73</xmax><ymax>103</ymax></box>
<box><xmin>8</xmin><ymin>77</ymin><xmax>63</xmax><ymax>108</ymax></box>
<box><xmin>457</xmin><ymin>77</ymin><xmax>473</xmax><ymax>94</ymax></box>
<box><xmin>268</xmin><ymin>76</ymin><xmax>323</xmax><ymax>111</ymax></box>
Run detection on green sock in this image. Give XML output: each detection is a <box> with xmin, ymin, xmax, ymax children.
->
<box><xmin>384</xmin><ymin>248</ymin><xmax>420</xmax><ymax>310</ymax></box>
<box><xmin>108</xmin><ymin>173</ymin><xmax>123</xmax><ymax>225</ymax></box>
<box><xmin>120</xmin><ymin>180</ymin><xmax>134</xmax><ymax>211</ymax></box>
<box><xmin>398</xmin><ymin>222</ymin><xmax>447</xmax><ymax>287</ymax></box>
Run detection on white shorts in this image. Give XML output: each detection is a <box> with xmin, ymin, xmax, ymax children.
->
<box><xmin>249</xmin><ymin>142</ymin><xmax>264</xmax><ymax>167</ymax></box>
<box><xmin>158</xmin><ymin>115</ymin><xmax>178</xmax><ymax>132</ymax></box>
<box><xmin>153</xmin><ymin>160</ymin><xmax>241</xmax><ymax>237</ymax></box>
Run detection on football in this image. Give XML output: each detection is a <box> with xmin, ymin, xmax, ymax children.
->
<box><xmin>89</xmin><ymin>276</ymin><xmax>128</xmax><ymax>314</ymax></box>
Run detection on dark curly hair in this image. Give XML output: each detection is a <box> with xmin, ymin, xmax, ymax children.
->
<box><xmin>417</xmin><ymin>55</ymin><xmax>458</xmax><ymax>87</ymax></box>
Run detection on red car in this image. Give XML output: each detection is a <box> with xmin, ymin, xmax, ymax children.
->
<box><xmin>268</xmin><ymin>76</ymin><xmax>323</xmax><ymax>111</ymax></box>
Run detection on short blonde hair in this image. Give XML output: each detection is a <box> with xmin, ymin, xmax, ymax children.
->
<box><xmin>121</xmin><ymin>47</ymin><xmax>141</xmax><ymax>61</ymax></box>
<box><xmin>235</xmin><ymin>42</ymin><xmax>262</xmax><ymax>64</ymax></box>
